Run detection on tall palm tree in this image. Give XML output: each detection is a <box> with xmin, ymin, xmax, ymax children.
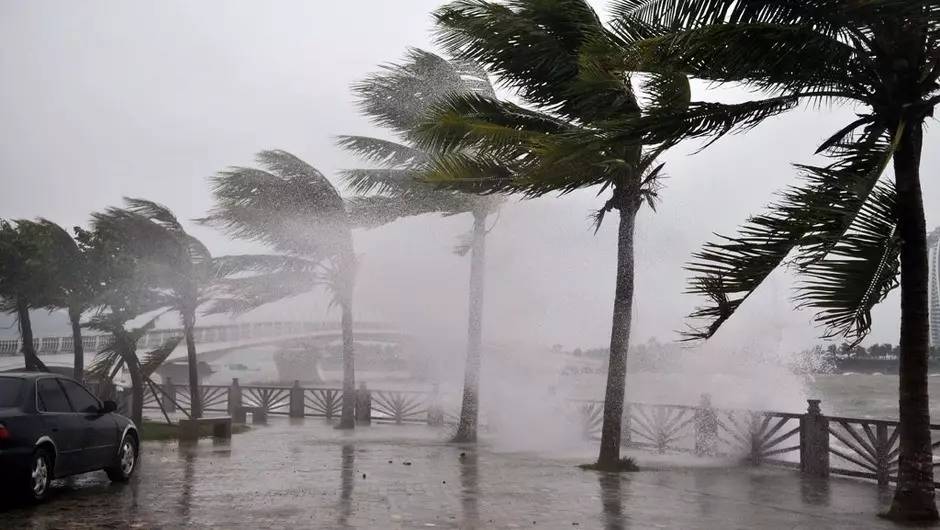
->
<box><xmin>203</xmin><ymin>150</ymin><xmax>360</xmax><ymax>428</ymax></box>
<box><xmin>0</xmin><ymin>220</ymin><xmax>50</xmax><ymax>372</ymax></box>
<box><xmin>23</xmin><ymin>219</ymin><xmax>98</xmax><ymax>381</ymax></box>
<box><xmin>91</xmin><ymin>198</ymin><xmax>219</xmax><ymax>419</ymax></box>
<box><xmin>340</xmin><ymin>48</ymin><xmax>502</xmax><ymax>443</ymax></box>
<box><xmin>421</xmin><ymin>0</ymin><xmax>688</xmax><ymax>468</ymax></box>
<box><xmin>601</xmin><ymin>1</ymin><xmax>940</xmax><ymax>520</ymax></box>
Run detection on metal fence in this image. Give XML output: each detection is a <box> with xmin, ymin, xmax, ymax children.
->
<box><xmin>113</xmin><ymin>378</ymin><xmax>940</xmax><ymax>488</ymax></box>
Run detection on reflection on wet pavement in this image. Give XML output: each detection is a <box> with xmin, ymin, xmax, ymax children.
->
<box><xmin>0</xmin><ymin>419</ymin><xmax>917</xmax><ymax>529</ymax></box>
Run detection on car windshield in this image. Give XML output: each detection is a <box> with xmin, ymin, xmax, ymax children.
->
<box><xmin>0</xmin><ymin>377</ymin><xmax>23</xmax><ymax>408</ymax></box>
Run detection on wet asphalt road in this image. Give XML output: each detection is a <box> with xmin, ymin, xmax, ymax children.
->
<box><xmin>0</xmin><ymin>418</ymin><xmax>921</xmax><ymax>529</ymax></box>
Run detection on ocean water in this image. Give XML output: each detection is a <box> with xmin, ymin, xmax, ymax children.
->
<box><xmin>805</xmin><ymin>373</ymin><xmax>940</xmax><ymax>420</ymax></box>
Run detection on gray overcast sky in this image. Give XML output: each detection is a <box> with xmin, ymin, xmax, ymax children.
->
<box><xmin>2</xmin><ymin>1</ymin><xmax>938</xmax><ymax>353</ymax></box>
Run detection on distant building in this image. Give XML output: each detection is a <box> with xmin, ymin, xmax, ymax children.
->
<box><xmin>929</xmin><ymin>228</ymin><xmax>940</xmax><ymax>347</ymax></box>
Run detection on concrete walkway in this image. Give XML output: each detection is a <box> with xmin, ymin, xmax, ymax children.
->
<box><xmin>1</xmin><ymin>419</ymin><xmax>929</xmax><ymax>529</ymax></box>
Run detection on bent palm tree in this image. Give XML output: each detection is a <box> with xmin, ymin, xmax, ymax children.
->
<box><xmin>0</xmin><ymin>220</ymin><xmax>50</xmax><ymax>371</ymax></box>
<box><xmin>203</xmin><ymin>150</ymin><xmax>359</xmax><ymax>428</ymax></box>
<box><xmin>423</xmin><ymin>0</ymin><xmax>688</xmax><ymax>468</ymax></box>
<box><xmin>603</xmin><ymin>1</ymin><xmax>940</xmax><ymax>520</ymax></box>
<box><xmin>79</xmin><ymin>225</ymin><xmax>180</xmax><ymax>426</ymax></box>
<box><xmin>22</xmin><ymin>219</ymin><xmax>98</xmax><ymax>381</ymax></box>
<box><xmin>92</xmin><ymin>198</ymin><xmax>219</xmax><ymax>419</ymax></box>
<box><xmin>340</xmin><ymin>48</ymin><xmax>502</xmax><ymax>442</ymax></box>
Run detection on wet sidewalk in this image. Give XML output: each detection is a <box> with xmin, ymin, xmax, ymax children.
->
<box><xmin>0</xmin><ymin>418</ymin><xmax>925</xmax><ymax>529</ymax></box>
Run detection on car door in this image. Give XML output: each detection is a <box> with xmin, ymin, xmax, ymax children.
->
<box><xmin>35</xmin><ymin>377</ymin><xmax>84</xmax><ymax>477</ymax></box>
<box><xmin>59</xmin><ymin>378</ymin><xmax>117</xmax><ymax>471</ymax></box>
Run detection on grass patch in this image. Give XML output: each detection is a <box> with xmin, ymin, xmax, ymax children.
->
<box><xmin>140</xmin><ymin>420</ymin><xmax>250</xmax><ymax>441</ymax></box>
<box><xmin>579</xmin><ymin>457</ymin><xmax>640</xmax><ymax>473</ymax></box>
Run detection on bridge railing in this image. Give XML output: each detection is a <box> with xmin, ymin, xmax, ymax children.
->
<box><xmin>0</xmin><ymin>321</ymin><xmax>397</xmax><ymax>356</ymax></box>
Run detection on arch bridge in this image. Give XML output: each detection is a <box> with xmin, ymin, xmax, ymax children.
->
<box><xmin>0</xmin><ymin>321</ymin><xmax>406</xmax><ymax>373</ymax></box>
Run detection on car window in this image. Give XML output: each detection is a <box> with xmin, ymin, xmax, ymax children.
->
<box><xmin>0</xmin><ymin>377</ymin><xmax>22</xmax><ymax>408</ymax></box>
<box><xmin>37</xmin><ymin>378</ymin><xmax>73</xmax><ymax>413</ymax></box>
<box><xmin>59</xmin><ymin>379</ymin><xmax>100</xmax><ymax>413</ymax></box>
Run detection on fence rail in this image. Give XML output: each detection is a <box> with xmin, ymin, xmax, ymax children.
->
<box><xmin>0</xmin><ymin>321</ymin><xmax>397</xmax><ymax>356</ymax></box>
<box><xmin>112</xmin><ymin>379</ymin><xmax>940</xmax><ymax>489</ymax></box>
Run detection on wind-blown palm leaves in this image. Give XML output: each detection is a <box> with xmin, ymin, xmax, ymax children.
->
<box><xmin>91</xmin><ymin>198</ymin><xmax>220</xmax><ymax>419</ymax></box>
<box><xmin>422</xmin><ymin>0</ymin><xmax>688</xmax><ymax>467</ymax></box>
<box><xmin>77</xmin><ymin>224</ymin><xmax>180</xmax><ymax>426</ymax></box>
<box><xmin>85</xmin><ymin>308</ymin><xmax>181</xmax><ymax>426</ymax></box>
<box><xmin>0</xmin><ymin>220</ymin><xmax>53</xmax><ymax>372</ymax></box>
<box><xmin>203</xmin><ymin>150</ymin><xmax>361</xmax><ymax>428</ymax></box>
<box><xmin>605</xmin><ymin>0</ymin><xmax>940</xmax><ymax>520</ymax></box>
<box><xmin>22</xmin><ymin>220</ymin><xmax>99</xmax><ymax>380</ymax></box>
<box><xmin>340</xmin><ymin>48</ymin><xmax>502</xmax><ymax>442</ymax></box>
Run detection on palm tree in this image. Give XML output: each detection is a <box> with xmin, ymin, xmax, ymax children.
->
<box><xmin>78</xmin><ymin>225</ymin><xmax>181</xmax><ymax>426</ymax></box>
<box><xmin>203</xmin><ymin>150</ymin><xmax>360</xmax><ymax>428</ymax></box>
<box><xmin>0</xmin><ymin>220</ymin><xmax>50</xmax><ymax>372</ymax></box>
<box><xmin>22</xmin><ymin>220</ymin><xmax>98</xmax><ymax>381</ymax></box>
<box><xmin>91</xmin><ymin>198</ymin><xmax>219</xmax><ymax>419</ymax></box>
<box><xmin>601</xmin><ymin>1</ymin><xmax>940</xmax><ymax>520</ymax></box>
<box><xmin>340</xmin><ymin>48</ymin><xmax>502</xmax><ymax>443</ymax></box>
<box><xmin>421</xmin><ymin>0</ymin><xmax>688</xmax><ymax>468</ymax></box>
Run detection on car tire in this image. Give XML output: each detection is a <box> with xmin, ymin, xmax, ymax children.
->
<box><xmin>26</xmin><ymin>447</ymin><xmax>53</xmax><ymax>503</ymax></box>
<box><xmin>105</xmin><ymin>434</ymin><xmax>138</xmax><ymax>482</ymax></box>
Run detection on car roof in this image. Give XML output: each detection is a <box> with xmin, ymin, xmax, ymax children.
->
<box><xmin>0</xmin><ymin>371</ymin><xmax>68</xmax><ymax>380</ymax></box>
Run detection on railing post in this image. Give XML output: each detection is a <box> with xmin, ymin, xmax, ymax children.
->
<box><xmin>228</xmin><ymin>378</ymin><xmax>242</xmax><ymax>417</ymax></box>
<box><xmin>800</xmin><ymin>399</ymin><xmax>829</xmax><ymax>478</ymax></box>
<box><xmin>875</xmin><ymin>423</ymin><xmax>890</xmax><ymax>486</ymax></box>
<box><xmin>355</xmin><ymin>382</ymin><xmax>371</xmax><ymax>425</ymax></box>
<box><xmin>289</xmin><ymin>380</ymin><xmax>305</xmax><ymax>418</ymax></box>
<box><xmin>694</xmin><ymin>393</ymin><xmax>718</xmax><ymax>456</ymax></box>
<box><xmin>427</xmin><ymin>383</ymin><xmax>444</xmax><ymax>426</ymax></box>
<box><xmin>163</xmin><ymin>377</ymin><xmax>177</xmax><ymax>413</ymax></box>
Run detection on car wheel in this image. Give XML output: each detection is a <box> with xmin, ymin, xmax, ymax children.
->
<box><xmin>105</xmin><ymin>434</ymin><xmax>138</xmax><ymax>482</ymax></box>
<box><xmin>27</xmin><ymin>447</ymin><xmax>53</xmax><ymax>502</ymax></box>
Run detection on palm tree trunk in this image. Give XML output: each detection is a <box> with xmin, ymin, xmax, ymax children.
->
<box><xmin>596</xmin><ymin>203</ymin><xmax>638</xmax><ymax>469</ymax></box>
<box><xmin>453</xmin><ymin>210</ymin><xmax>487</xmax><ymax>443</ymax></box>
<box><xmin>183</xmin><ymin>309</ymin><xmax>202</xmax><ymax>419</ymax></box>
<box><xmin>69</xmin><ymin>306</ymin><xmax>84</xmax><ymax>381</ymax></box>
<box><xmin>887</xmin><ymin>120</ymin><xmax>938</xmax><ymax>521</ymax></box>
<box><xmin>122</xmin><ymin>347</ymin><xmax>144</xmax><ymax>426</ymax></box>
<box><xmin>338</xmin><ymin>298</ymin><xmax>356</xmax><ymax>429</ymax></box>
<box><xmin>16</xmin><ymin>299</ymin><xmax>47</xmax><ymax>372</ymax></box>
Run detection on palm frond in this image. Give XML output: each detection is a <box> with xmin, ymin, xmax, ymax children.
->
<box><xmin>203</xmin><ymin>150</ymin><xmax>350</xmax><ymax>258</ymax></box>
<box><xmin>123</xmin><ymin>198</ymin><xmax>186</xmax><ymax>236</ymax></box>
<box><xmin>140</xmin><ymin>336</ymin><xmax>183</xmax><ymax>379</ymax></box>
<box><xmin>683</xmin><ymin>124</ymin><xmax>899</xmax><ymax>341</ymax></box>
<box><xmin>336</xmin><ymin>136</ymin><xmax>428</xmax><ymax>169</ymax></box>
<box><xmin>352</xmin><ymin>48</ymin><xmax>495</xmax><ymax>135</ymax></box>
<box><xmin>414</xmin><ymin>92</ymin><xmax>572</xmax><ymax>155</ymax></box>
<box><xmin>204</xmin><ymin>270</ymin><xmax>320</xmax><ymax>315</ymax></box>
<box><xmin>211</xmin><ymin>254</ymin><xmax>321</xmax><ymax>278</ymax></box>
<box><xmin>433</xmin><ymin>0</ymin><xmax>639</xmax><ymax>122</ymax></box>
<box><xmin>613</xmin><ymin>0</ymin><xmax>848</xmax><ymax>33</ymax></box>
<box><xmin>607</xmin><ymin>95</ymin><xmax>803</xmax><ymax>148</ymax></box>
<box><xmin>345</xmin><ymin>194</ymin><xmax>476</xmax><ymax>229</ymax></box>
<box><xmin>341</xmin><ymin>168</ymin><xmax>424</xmax><ymax>196</ymax></box>
<box><xmin>624</xmin><ymin>22</ymin><xmax>861</xmax><ymax>96</ymax></box>
<box><xmin>796</xmin><ymin>182</ymin><xmax>899</xmax><ymax>344</ymax></box>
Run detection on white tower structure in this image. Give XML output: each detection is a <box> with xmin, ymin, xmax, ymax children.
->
<box><xmin>928</xmin><ymin>228</ymin><xmax>940</xmax><ymax>348</ymax></box>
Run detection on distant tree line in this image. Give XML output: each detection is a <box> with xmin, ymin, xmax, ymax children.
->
<box><xmin>816</xmin><ymin>343</ymin><xmax>940</xmax><ymax>360</ymax></box>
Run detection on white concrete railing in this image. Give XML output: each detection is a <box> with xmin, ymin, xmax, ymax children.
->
<box><xmin>0</xmin><ymin>321</ymin><xmax>396</xmax><ymax>356</ymax></box>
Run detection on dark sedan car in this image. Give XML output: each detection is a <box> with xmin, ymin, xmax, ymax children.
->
<box><xmin>0</xmin><ymin>372</ymin><xmax>139</xmax><ymax>502</ymax></box>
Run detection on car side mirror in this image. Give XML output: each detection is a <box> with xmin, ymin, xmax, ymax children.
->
<box><xmin>100</xmin><ymin>400</ymin><xmax>117</xmax><ymax>413</ymax></box>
